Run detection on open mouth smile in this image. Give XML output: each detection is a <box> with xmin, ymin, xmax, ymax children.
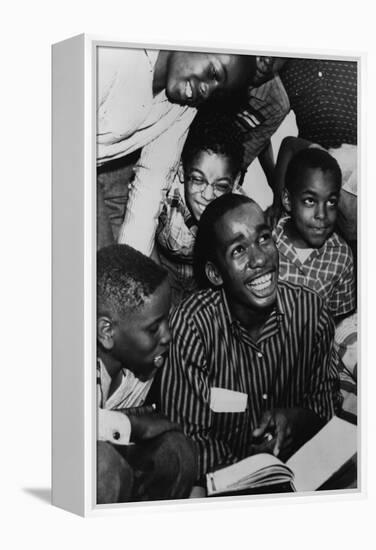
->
<box><xmin>246</xmin><ymin>272</ymin><xmax>274</xmax><ymax>293</ymax></box>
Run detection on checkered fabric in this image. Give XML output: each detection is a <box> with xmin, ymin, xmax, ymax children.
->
<box><xmin>274</xmin><ymin>216</ymin><xmax>356</xmax><ymax>318</ymax></box>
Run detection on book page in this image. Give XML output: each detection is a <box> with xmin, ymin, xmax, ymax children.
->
<box><xmin>208</xmin><ymin>453</ymin><xmax>288</xmax><ymax>494</ymax></box>
<box><xmin>286</xmin><ymin>416</ymin><xmax>357</xmax><ymax>492</ymax></box>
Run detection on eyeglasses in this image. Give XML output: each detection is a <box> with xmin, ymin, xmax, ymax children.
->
<box><xmin>187</xmin><ymin>175</ymin><xmax>234</xmax><ymax>198</ymax></box>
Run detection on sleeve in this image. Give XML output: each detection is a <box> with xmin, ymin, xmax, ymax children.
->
<box><xmin>329</xmin><ymin>246</ymin><xmax>356</xmax><ymax>318</ymax></box>
<box><xmin>303</xmin><ymin>302</ymin><xmax>343</xmax><ymax>420</ymax></box>
<box><xmin>97</xmin><ymin>408</ymin><xmax>132</xmax><ymax>446</ymax></box>
<box><xmin>240</xmin><ymin>76</ymin><xmax>290</xmax><ymax>167</ymax></box>
<box><xmin>160</xmin><ymin>307</ymin><xmax>239</xmax><ymax>482</ymax></box>
<box><xmin>117</xmin><ymin>109</ymin><xmax>196</xmax><ymax>256</ymax></box>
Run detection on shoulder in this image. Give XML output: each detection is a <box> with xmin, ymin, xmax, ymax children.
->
<box><xmin>170</xmin><ymin>289</ymin><xmax>222</xmax><ymax>326</ymax></box>
<box><xmin>325</xmin><ymin>232</ymin><xmax>354</xmax><ymax>262</ymax></box>
<box><xmin>278</xmin><ymin>279</ymin><xmax>327</xmax><ymax>312</ymax></box>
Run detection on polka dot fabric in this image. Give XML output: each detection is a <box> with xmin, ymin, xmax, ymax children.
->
<box><xmin>280</xmin><ymin>59</ymin><xmax>357</xmax><ymax>149</ymax></box>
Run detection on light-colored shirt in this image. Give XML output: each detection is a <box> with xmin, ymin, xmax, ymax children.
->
<box><xmin>97</xmin><ymin>358</ymin><xmax>153</xmax><ymax>445</ymax></box>
<box><xmin>97</xmin><ymin>46</ymin><xmax>197</xmax><ymax>255</ymax></box>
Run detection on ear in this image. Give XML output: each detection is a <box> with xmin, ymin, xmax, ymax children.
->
<box><xmin>97</xmin><ymin>316</ymin><xmax>115</xmax><ymax>350</ymax></box>
<box><xmin>205</xmin><ymin>260</ymin><xmax>223</xmax><ymax>288</ymax></box>
<box><xmin>282</xmin><ymin>188</ymin><xmax>292</xmax><ymax>213</ymax></box>
<box><xmin>177</xmin><ymin>161</ymin><xmax>185</xmax><ymax>184</ymax></box>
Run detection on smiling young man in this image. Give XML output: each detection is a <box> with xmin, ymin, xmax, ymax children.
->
<box><xmin>97</xmin><ymin>47</ymin><xmax>255</xmax><ymax>253</ymax></box>
<box><xmin>160</xmin><ymin>194</ymin><xmax>342</xmax><ymax>488</ymax></box>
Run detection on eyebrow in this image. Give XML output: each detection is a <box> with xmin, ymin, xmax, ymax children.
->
<box><xmin>300</xmin><ymin>189</ymin><xmax>339</xmax><ymax>197</ymax></box>
<box><xmin>221</xmin><ymin>223</ymin><xmax>271</xmax><ymax>248</ymax></box>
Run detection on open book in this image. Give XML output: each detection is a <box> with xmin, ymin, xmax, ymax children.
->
<box><xmin>207</xmin><ymin>416</ymin><xmax>357</xmax><ymax>496</ymax></box>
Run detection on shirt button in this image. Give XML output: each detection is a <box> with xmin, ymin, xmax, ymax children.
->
<box><xmin>257</xmin><ymin>352</ymin><xmax>263</xmax><ymax>358</ymax></box>
<box><xmin>262</xmin><ymin>393</ymin><xmax>268</xmax><ymax>400</ymax></box>
<box><xmin>318</xmin><ymin>71</ymin><xmax>323</xmax><ymax>77</ymax></box>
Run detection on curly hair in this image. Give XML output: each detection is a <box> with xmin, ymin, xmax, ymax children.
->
<box><xmin>285</xmin><ymin>147</ymin><xmax>342</xmax><ymax>195</ymax></box>
<box><xmin>181</xmin><ymin>112</ymin><xmax>244</xmax><ymax>176</ymax></box>
<box><xmin>97</xmin><ymin>244</ymin><xmax>168</xmax><ymax>319</ymax></box>
<box><xmin>193</xmin><ymin>194</ymin><xmax>257</xmax><ymax>288</ymax></box>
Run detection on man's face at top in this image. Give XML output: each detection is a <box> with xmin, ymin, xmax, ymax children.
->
<box><xmin>208</xmin><ymin>202</ymin><xmax>279</xmax><ymax>315</ymax></box>
<box><xmin>165</xmin><ymin>51</ymin><xmax>248</xmax><ymax>107</ymax></box>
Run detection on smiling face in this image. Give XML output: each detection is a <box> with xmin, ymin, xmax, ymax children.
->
<box><xmin>165</xmin><ymin>52</ymin><xmax>247</xmax><ymax>107</ymax></box>
<box><xmin>283</xmin><ymin>168</ymin><xmax>340</xmax><ymax>249</ymax></box>
<box><xmin>111</xmin><ymin>279</ymin><xmax>171</xmax><ymax>381</ymax></box>
<box><xmin>208</xmin><ymin>202</ymin><xmax>279</xmax><ymax>317</ymax></box>
<box><xmin>184</xmin><ymin>150</ymin><xmax>237</xmax><ymax>221</ymax></box>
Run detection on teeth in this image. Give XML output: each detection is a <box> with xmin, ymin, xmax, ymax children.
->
<box><xmin>185</xmin><ymin>81</ymin><xmax>193</xmax><ymax>99</ymax></box>
<box><xmin>248</xmin><ymin>273</ymin><xmax>272</xmax><ymax>291</ymax></box>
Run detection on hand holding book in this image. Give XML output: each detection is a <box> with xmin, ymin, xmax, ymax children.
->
<box><xmin>251</xmin><ymin>407</ymin><xmax>326</xmax><ymax>461</ymax></box>
<box><xmin>207</xmin><ymin>416</ymin><xmax>357</xmax><ymax>496</ymax></box>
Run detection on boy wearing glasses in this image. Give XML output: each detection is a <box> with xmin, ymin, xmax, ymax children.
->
<box><xmin>156</xmin><ymin>114</ymin><xmax>245</xmax><ymax>305</ymax></box>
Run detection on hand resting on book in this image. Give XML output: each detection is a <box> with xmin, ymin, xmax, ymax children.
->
<box><xmin>251</xmin><ymin>408</ymin><xmax>325</xmax><ymax>461</ymax></box>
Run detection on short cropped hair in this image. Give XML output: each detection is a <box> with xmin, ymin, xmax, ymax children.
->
<box><xmin>181</xmin><ymin>112</ymin><xmax>244</xmax><ymax>176</ymax></box>
<box><xmin>193</xmin><ymin>194</ymin><xmax>257</xmax><ymax>288</ymax></box>
<box><xmin>97</xmin><ymin>244</ymin><xmax>168</xmax><ymax>319</ymax></box>
<box><xmin>285</xmin><ymin>147</ymin><xmax>342</xmax><ymax>195</ymax></box>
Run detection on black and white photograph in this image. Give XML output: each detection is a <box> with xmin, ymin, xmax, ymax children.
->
<box><xmin>95</xmin><ymin>44</ymin><xmax>359</xmax><ymax>505</ymax></box>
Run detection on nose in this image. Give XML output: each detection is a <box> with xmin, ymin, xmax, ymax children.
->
<box><xmin>201</xmin><ymin>183</ymin><xmax>216</xmax><ymax>201</ymax></box>
<box><xmin>315</xmin><ymin>202</ymin><xmax>326</xmax><ymax>220</ymax></box>
<box><xmin>159</xmin><ymin>320</ymin><xmax>171</xmax><ymax>347</ymax></box>
<box><xmin>247</xmin><ymin>244</ymin><xmax>266</xmax><ymax>269</ymax></box>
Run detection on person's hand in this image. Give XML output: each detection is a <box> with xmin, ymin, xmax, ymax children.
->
<box><xmin>251</xmin><ymin>408</ymin><xmax>325</xmax><ymax>461</ymax></box>
<box><xmin>127</xmin><ymin>411</ymin><xmax>182</xmax><ymax>443</ymax></box>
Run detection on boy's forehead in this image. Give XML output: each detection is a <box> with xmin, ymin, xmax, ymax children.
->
<box><xmin>299</xmin><ymin>167</ymin><xmax>340</xmax><ymax>193</ymax></box>
<box><xmin>214</xmin><ymin>202</ymin><xmax>266</xmax><ymax>243</ymax></box>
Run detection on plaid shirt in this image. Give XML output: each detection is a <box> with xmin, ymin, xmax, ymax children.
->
<box><xmin>235</xmin><ymin>75</ymin><xmax>290</xmax><ymax>168</ymax></box>
<box><xmin>274</xmin><ymin>216</ymin><xmax>356</xmax><ymax>318</ymax></box>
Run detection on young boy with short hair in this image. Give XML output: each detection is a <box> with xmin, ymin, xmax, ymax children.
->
<box><xmin>96</xmin><ymin>244</ymin><xmax>196</xmax><ymax>503</ymax></box>
<box><xmin>156</xmin><ymin>114</ymin><xmax>244</xmax><ymax>305</ymax></box>
<box><xmin>275</xmin><ymin>147</ymin><xmax>356</xmax><ymax>321</ymax></box>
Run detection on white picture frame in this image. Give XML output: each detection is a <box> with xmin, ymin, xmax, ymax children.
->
<box><xmin>52</xmin><ymin>34</ymin><xmax>362</xmax><ymax>517</ymax></box>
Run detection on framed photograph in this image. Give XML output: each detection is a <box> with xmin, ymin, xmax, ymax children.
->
<box><xmin>52</xmin><ymin>34</ymin><xmax>361</xmax><ymax>517</ymax></box>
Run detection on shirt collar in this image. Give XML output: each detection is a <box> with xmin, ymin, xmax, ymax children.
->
<box><xmin>220</xmin><ymin>287</ymin><xmax>284</xmax><ymax>345</ymax></box>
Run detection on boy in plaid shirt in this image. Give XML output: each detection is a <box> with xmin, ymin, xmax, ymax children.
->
<box><xmin>274</xmin><ymin>147</ymin><xmax>355</xmax><ymax>322</ymax></box>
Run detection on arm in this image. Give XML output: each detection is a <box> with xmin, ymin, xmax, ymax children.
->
<box><xmin>258</xmin><ymin>140</ymin><xmax>275</xmax><ymax>189</ymax></box>
<box><xmin>117</xmin><ymin>109</ymin><xmax>196</xmax><ymax>256</ymax></box>
<box><xmin>160</xmin><ymin>308</ymin><xmax>239</xmax><ymax>482</ymax></box>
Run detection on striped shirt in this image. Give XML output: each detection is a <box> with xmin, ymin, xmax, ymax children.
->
<box><xmin>274</xmin><ymin>216</ymin><xmax>356</xmax><ymax>318</ymax></box>
<box><xmin>160</xmin><ymin>282</ymin><xmax>341</xmax><ymax>480</ymax></box>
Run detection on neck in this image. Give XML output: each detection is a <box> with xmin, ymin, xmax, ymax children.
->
<box><xmin>228</xmin><ymin>297</ymin><xmax>273</xmax><ymax>341</ymax></box>
<box><xmin>152</xmin><ymin>51</ymin><xmax>170</xmax><ymax>96</ymax></box>
<box><xmin>285</xmin><ymin>218</ymin><xmax>310</xmax><ymax>249</ymax></box>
